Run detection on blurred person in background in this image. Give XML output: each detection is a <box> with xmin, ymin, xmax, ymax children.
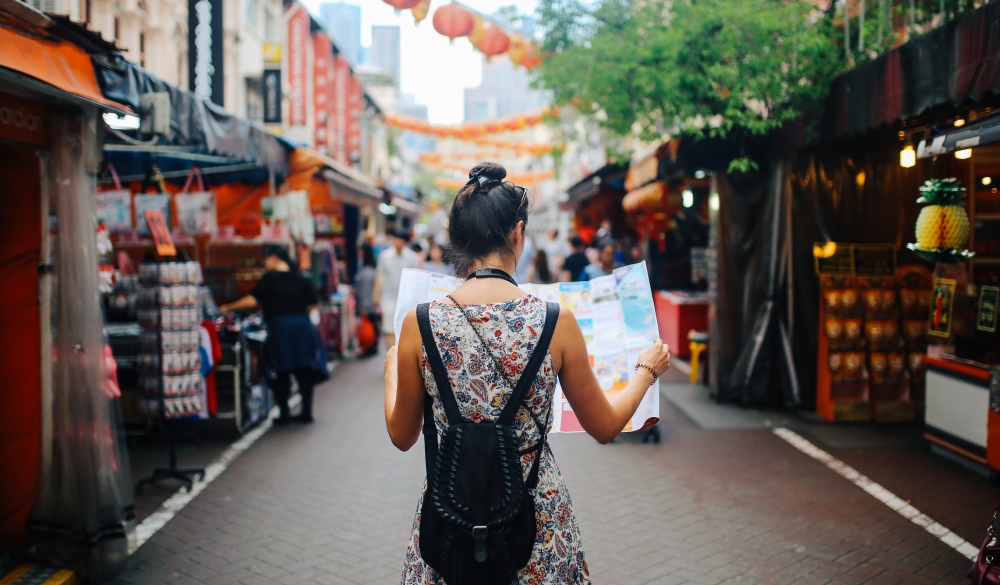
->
<box><xmin>219</xmin><ymin>245</ymin><xmax>328</xmax><ymax>424</ymax></box>
<box><xmin>533</xmin><ymin>248</ymin><xmax>554</xmax><ymax>284</ymax></box>
<box><xmin>561</xmin><ymin>236</ymin><xmax>589</xmax><ymax>282</ymax></box>
<box><xmin>375</xmin><ymin>228</ymin><xmax>419</xmax><ymax>349</ymax></box>
<box><xmin>424</xmin><ymin>242</ymin><xmax>454</xmax><ymax>276</ymax></box>
<box><xmin>542</xmin><ymin>228</ymin><xmax>569</xmax><ymax>277</ymax></box>
<box><xmin>513</xmin><ymin>232</ymin><xmax>535</xmax><ymax>284</ymax></box>
<box><xmin>579</xmin><ymin>242</ymin><xmax>620</xmax><ymax>281</ymax></box>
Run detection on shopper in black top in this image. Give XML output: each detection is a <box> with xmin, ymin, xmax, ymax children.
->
<box><xmin>560</xmin><ymin>236</ymin><xmax>589</xmax><ymax>282</ymax></box>
<box><xmin>220</xmin><ymin>245</ymin><xmax>329</xmax><ymax>424</ymax></box>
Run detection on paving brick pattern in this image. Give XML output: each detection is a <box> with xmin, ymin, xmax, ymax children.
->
<box><xmin>110</xmin><ymin>357</ymin><xmax>988</xmax><ymax>585</ymax></box>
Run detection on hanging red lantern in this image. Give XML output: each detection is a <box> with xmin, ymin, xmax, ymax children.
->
<box><xmin>384</xmin><ymin>0</ymin><xmax>421</xmax><ymax>10</ymax></box>
<box><xmin>521</xmin><ymin>43</ymin><xmax>542</xmax><ymax>69</ymax></box>
<box><xmin>507</xmin><ymin>34</ymin><xmax>526</xmax><ymax>66</ymax></box>
<box><xmin>477</xmin><ymin>25</ymin><xmax>510</xmax><ymax>58</ymax></box>
<box><xmin>433</xmin><ymin>3</ymin><xmax>474</xmax><ymax>43</ymax></box>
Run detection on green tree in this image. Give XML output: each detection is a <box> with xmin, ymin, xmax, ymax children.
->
<box><xmin>535</xmin><ymin>0</ymin><xmax>840</xmax><ymax>169</ymax></box>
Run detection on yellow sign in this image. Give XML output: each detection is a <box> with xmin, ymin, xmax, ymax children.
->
<box><xmin>263</xmin><ymin>43</ymin><xmax>282</xmax><ymax>64</ymax></box>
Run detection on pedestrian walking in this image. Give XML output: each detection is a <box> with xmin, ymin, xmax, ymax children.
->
<box><xmin>423</xmin><ymin>241</ymin><xmax>454</xmax><ymax>276</ymax></box>
<box><xmin>542</xmin><ymin>228</ymin><xmax>569</xmax><ymax>276</ymax></box>
<box><xmin>579</xmin><ymin>242</ymin><xmax>620</xmax><ymax>281</ymax></box>
<box><xmin>560</xmin><ymin>236</ymin><xmax>589</xmax><ymax>282</ymax></box>
<box><xmin>354</xmin><ymin>242</ymin><xmax>380</xmax><ymax>356</ymax></box>
<box><xmin>513</xmin><ymin>232</ymin><xmax>535</xmax><ymax>284</ymax></box>
<box><xmin>374</xmin><ymin>228</ymin><xmax>419</xmax><ymax>349</ymax></box>
<box><xmin>219</xmin><ymin>245</ymin><xmax>329</xmax><ymax>424</ymax></box>
<box><xmin>533</xmin><ymin>248</ymin><xmax>554</xmax><ymax>283</ymax></box>
<box><xmin>383</xmin><ymin>162</ymin><xmax>671</xmax><ymax>585</ymax></box>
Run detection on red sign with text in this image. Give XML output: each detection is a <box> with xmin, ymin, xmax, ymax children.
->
<box><xmin>312</xmin><ymin>33</ymin><xmax>334</xmax><ymax>153</ymax></box>
<box><xmin>144</xmin><ymin>210</ymin><xmax>177</xmax><ymax>257</ymax></box>
<box><xmin>347</xmin><ymin>71</ymin><xmax>363</xmax><ymax>166</ymax></box>
<box><xmin>332</xmin><ymin>54</ymin><xmax>350</xmax><ymax>163</ymax></box>
<box><xmin>287</xmin><ymin>5</ymin><xmax>310</xmax><ymax>127</ymax></box>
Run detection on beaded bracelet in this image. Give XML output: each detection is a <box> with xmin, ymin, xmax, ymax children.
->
<box><xmin>634</xmin><ymin>363</ymin><xmax>658</xmax><ymax>383</ymax></box>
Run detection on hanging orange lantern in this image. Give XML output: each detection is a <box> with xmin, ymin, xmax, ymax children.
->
<box><xmin>412</xmin><ymin>0</ymin><xmax>430</xmax><ymax>24</ymax></box>
<box><xmin>433</xmin><ymin>2</ymin><xmax>474</xmax><ymax>43</ymax></box>
<box><xmin>477</xmin><ymin>24</ymin><xmax>510</xmax><ymax>58</ymax></box>
<box><xmin>521</xmin><ymin>43</ymin><xmax>542</xmax><ymax>69</ymax></box>
<box><xmin>468</xmin><ymin>15</ymin><xmax>485</xmax><ymax>48</ymax></box>
<box><xmin>507</xmin><ymin>34</ymin><xmax>526</xmax><ymax>66</ymax></box>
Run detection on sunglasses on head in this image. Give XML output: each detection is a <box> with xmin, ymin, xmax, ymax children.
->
<box><xmin>476</xmin><ymin>176</ymin><xmax>528</xmax><ymax>211</ymax></box>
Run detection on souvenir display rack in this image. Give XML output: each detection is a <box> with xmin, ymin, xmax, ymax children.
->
<box><xmin>134</xmin><ymin>261</ymin><xmax>206</xmax><ymax>492</ymax></box>
<box><xmin>814</xmin><ymin>245</ymin><xmax>931</xmax><ymax>422</ymax></box>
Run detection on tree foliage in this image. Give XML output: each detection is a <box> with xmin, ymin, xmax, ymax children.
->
<box><xmin>534</xmin><ymin>0</ymin><xmax>840</xmax><ymax>148</ymax></box>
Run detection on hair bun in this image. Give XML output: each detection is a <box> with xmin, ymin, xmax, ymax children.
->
<box><xmin>469</xmin><ymin>161</ymin><xmax>506</xmax><ymax>182</ymax></box>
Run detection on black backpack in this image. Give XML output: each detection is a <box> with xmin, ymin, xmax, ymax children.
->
<box><xmin>415</xmin><ymin>300</ymin><xmax>560</xmax><ymax>585</ymax></box>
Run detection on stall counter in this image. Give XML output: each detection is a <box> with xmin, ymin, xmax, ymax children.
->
<box><xmin>654</xmin><ymin>291</ymin><xmax>711</xmax><ymax>359</ymax></box>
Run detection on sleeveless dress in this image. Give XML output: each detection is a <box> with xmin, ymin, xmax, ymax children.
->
<box><xmin>401</xmin><ymin>296</ymin><xmax>591</xmax><ymax>585</ymax></box>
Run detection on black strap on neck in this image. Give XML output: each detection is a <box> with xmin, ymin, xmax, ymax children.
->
<box><xmin>469</xmin><ymin>267</ymin><xmax>518</xmax><ymax>287</ymax></box>
<box><xmin>416</xmin><ymin>300</ymin><xmax>560</xmax><ymax>488</ymax></box>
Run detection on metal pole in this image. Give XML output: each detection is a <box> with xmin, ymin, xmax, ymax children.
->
<box><xmin>844</xmin><ymin>0</ymin><xmax>851</xmax><ymax>63</ymax></box>
<box><xmin>859</xmin><ymin>0</ymin><xmax>865</xmax><ymax>54</ymax></box>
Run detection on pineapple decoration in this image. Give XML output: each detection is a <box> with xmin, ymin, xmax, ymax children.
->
<box><xmin>907</xmin><ymin>178</ymin><xmax>975</xmax><ymax>264</ymax></box>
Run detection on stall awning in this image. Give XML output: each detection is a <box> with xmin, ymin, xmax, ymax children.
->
<box><xmin>92</xmin><ymin>56</ymin><xmax>291</xmax><ymax>174</ymax></box>
<box><xmin>917</xmin><ymin>111</ymin><xmax>1000</xmax><ymax>158</ymax></box>
<box><xmin>564</xmin><ymin>163</ymin><xmax>628</xmax><ymax>207</ymax></box>
<box><xmin>0</xmin><ymin>13</ymin><xmax>128</xmax><ymax>113</ymax></box>
<box><xmin>623</xmin><ymin>181</ymin><xmax>672</xmax><ymax>214</ymax></box>
<box><xmin>390</xmin><ymin>195</ymin><xmax>421</xmax><ymax>217</ymax></box>
<box><xmin>290</xmin><ymin>148</ymin><xmax>381</xmax><ymax>203</ymax></box>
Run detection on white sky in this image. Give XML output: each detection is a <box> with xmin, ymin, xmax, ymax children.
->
<box><xmin>298</xmin><ymin>0</ymin><xmax>539</xmax><ymax>124</ymax></box>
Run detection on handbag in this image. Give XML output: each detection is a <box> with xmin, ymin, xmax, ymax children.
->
<box><xmin>973</xmin><ymin>507</ymin><xmax>1000</xmax><ymax>585</ymax></box>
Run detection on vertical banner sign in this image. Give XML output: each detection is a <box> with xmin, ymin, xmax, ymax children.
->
<box><xmin>188</xmin><ymin>0</ymin><xmax>224</xmax><ymax>105</ymax></box>
<box><xmin>287</xmin><ymin>5</ymin><xmax>309</xmax><ymax>127</ymax></box>
<box><xmin>312</xmin><ymin>33</ymin><xmax>334</xmax><ymax>153</ymax></box>
<box><xmin>262</xmin><ymin>69</ymin><xmax>281</xmax><ymax>124</ymax></box>
<box><xmin>347</xmin><ymin>71</ymin><xmax>363</xmax><ymax>165</ymax></box>
<box><xmin>332</xmin><ymin>55</ymin><xmax>350</xmax><ymax>163</ymax></box>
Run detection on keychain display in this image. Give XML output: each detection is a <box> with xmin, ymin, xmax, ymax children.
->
<box><xmin>138</xmin><ymin>261</ymin><xmax>205</xmax><ymax>419</ymax></box>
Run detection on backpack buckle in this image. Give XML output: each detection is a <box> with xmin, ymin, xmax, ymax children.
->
<box><xmin>472</xmin><ymin>525</ymin><xmax>488</xmax><ymax>562</ymax></box>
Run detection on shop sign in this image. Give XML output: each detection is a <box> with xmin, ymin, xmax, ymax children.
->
<box><xmin>262</xmin><ymin>43</ymin><xmax>282</xmax><ymax>64</ymax></box>
<box><xmin>262</xmin><ymin>68</ymin><xmax>281</xmax><ymax>124</ymax></box>
<box><xmin>0</xmin><ymin>90</ymin><xmax>50</xmax><ymax>147</ymax></box>
<box><xmin>813</xmin><ymin>243</ymin><xmax>896</xmax><ymax>276</ymax></box>
<box><xmin>287</xmin><ymin>5</ymin><xmax>310</xmax><ymax>127</ymax></box>
<box><xmin>188</xmin><ymin>0</ymin><xmax>224</xmax><ymax>105</ymax></box>
<box><xmin>928</xmin><ymin>278</ymin><xmax>956</xmax><ymax>338</ymax></box>
<box><xmin>978</xmin><ymin>285</ymin><xmax>999</xmax><ymax>333</ymax></box>
<box><xmin>346</xmin><ymin>72</ymin><xmax>363</xmax><ymax>165</ymax></box>
<box><xmin>332</xmin><ymin>55</ymin><xmax>350</xmax><ymax>163</ymax></box>
<box><xmin>144</xmin><ymin>210</ymin><xmax>177</xmax><ymax>257</ymax></box>
<box><xmin>312</xmin><ymin>33</ymin><xmax>334</xmax><ymax>152</ymax></box>
<box><xmin>235</xmin><ymin>211</ymin><xmax>262</xmax><ymax>239</ymax></box>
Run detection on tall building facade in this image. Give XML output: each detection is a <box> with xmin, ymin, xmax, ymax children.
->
<box><xmin>369</xmin><ymin>25</ymin><xmax>400</xmax><ymax>88</ymax></box>
<box><xmin>319</xmin><ymin>2</ymin><xmax>361</xmax><ymax>66</ymax></box>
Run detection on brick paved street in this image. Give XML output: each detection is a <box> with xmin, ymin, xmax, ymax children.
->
<box><xmin>110</xmin><ymin>356</ymin><xmax>997</xmax><ymax>585</ymax></box>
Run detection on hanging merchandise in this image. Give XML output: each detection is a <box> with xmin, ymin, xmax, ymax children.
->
<box><xmin>907</xmin><ymin>178</ymin><xmax>975</xmax><ymax>263</ymax></box>
<box><xmin>174</xmin><ymin>167</ymin><xmax>218</xmax><ymax>236</ymax></box>
<box><xmin>412</xmin><ymin>0</ymin><xmax>430</xmax><ymax>24</ymax></box>
<box><xmin>134</xmin><ymin>194</ymin><xmax>171</xmax><ymax>237</ymax></box>
<box><xmin>433</xmin><ymin>2</ymin><xmax>473</xmax><ymax>43</ymax></box>
<box><xmin>95</xmin><ymin>164</ymin><xmax>132</xmax><ymax>234</ymax></box>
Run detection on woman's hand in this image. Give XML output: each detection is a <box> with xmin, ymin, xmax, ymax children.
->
<box><xmin>637</xmin><ymin>339</ymin><xmax>671</xmax><ymax>377</ymax></box>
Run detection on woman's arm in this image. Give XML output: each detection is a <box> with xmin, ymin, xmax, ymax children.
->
<box><xmin>219</xmin><ymin>295</ymin><xmax>258</xmax><ymax>314</ymax></box>
<box><xmin>552</xmin><ymin>311</ymin><xmax>670</xmax><ymax>444</ymax></box>
<box><xmin>384</xmin><ymin>309</ymin><xmax>426</xmax><ymax>451</ymax></box>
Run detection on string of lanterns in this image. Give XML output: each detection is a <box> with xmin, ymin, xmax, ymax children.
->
<box><xmin>433</xmin><ymin>169</ymin><xmax>556</xmax><ymax>190</ymax></box>
<box><xmin>382</xmin><ymin>0</ymin><xmax>544</xmax><ymax>68</ymax></box>
<box><xmin>382</xmin><ymin>106</ymin><xmax>557</xmax><ymax>139</ymax></box>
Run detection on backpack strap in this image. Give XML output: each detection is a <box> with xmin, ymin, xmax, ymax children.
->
<box><xmin>416</xmin><ymin>303</ymin><xmax>466</xmax><ymax>426</ymax></box>
<box><xmin>498</xmin><ymin>301</ymin><xmax>560</xmax><ymax>425</ymax></box>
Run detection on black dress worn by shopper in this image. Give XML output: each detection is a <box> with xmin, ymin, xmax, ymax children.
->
<box><xmin>250</xmin><ymin>271</ymin><xmax>329</xmax><ymax>420</ymax></box>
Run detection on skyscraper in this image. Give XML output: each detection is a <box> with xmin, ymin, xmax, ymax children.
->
<box><xmin>319</xmin><ymin>2</ymin><xmax>361</xmax><ymax>66</ymax></box>
<box><xmin>369</xmin><ymin>26</ymin><xmax>401</xmax><ymax>88</ymax></box>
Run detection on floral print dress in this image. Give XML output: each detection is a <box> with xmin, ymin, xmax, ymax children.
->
<box><xmin>401</xmin><ymin>296</ymin><xmax>591</xmax><ymax>585</ymax></box>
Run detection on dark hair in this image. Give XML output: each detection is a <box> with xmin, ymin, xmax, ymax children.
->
<box><xmin>360</xmin><ymin>242</ymin><xmax>376</xmax><ymax>268</ymax></box>
<box><xmin>570</xmin><ymin>236</ymin><xmax>584</xmax><ymax>249</ymax></box>
<box><xmin>448</xmin><ymin>162</ymin><xmax>529</xmax><ymax>277</ymax></box>
<box><xmin>263</xmin><ymin>244</ymin><xmax>298</xmax><ymax>271</ymax></box>
<box><xmin>534</xmin><ymin>248</ymin><xmax>552</xmax><ymax>283</ymax></box>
